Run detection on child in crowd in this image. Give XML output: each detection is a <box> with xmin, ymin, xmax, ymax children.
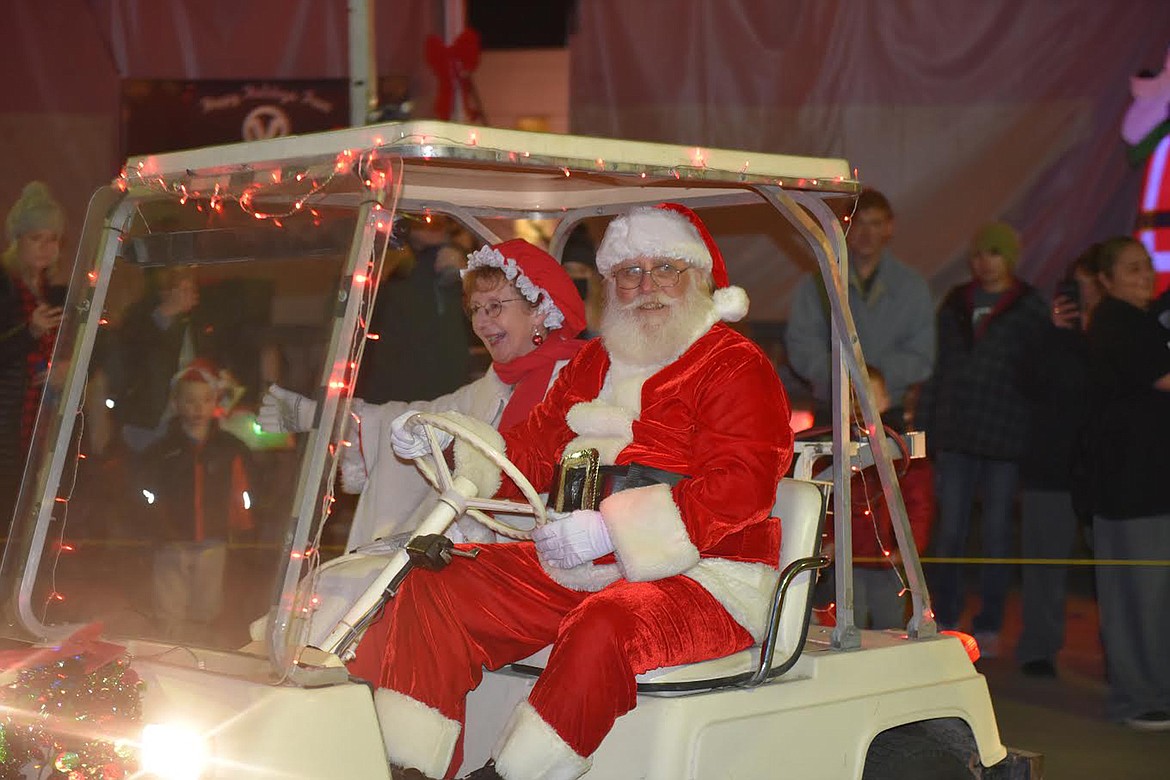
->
<box><xmin>816</xmin><ymin>367</ymin><xmax>935</xmax><ymax>630</ymax></box>
<box><xmin>135</xmin><ymin>359</ymin><xmax>254</xmax><ymax>641</ymax></box>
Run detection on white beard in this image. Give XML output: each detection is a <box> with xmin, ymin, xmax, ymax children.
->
<box><xmin>600</xmin><ymin>283</ymin><xmax>718</xmax><ymax>368</ymax></box>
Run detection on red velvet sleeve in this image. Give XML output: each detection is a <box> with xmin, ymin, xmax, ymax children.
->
<box><xmin>668</xmin><ymin>341</ymin><xmax>793</xmax><ymax>551</ymax></box>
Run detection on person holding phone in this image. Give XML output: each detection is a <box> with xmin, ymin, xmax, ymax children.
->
<box><xmin>0</xmin><ymin>181</ymin><xmax>67</xmax><ymax>528</ymax></box>
<box><xmin>1015</xmin><ymin>243</ymin><xmax>1104</xmax><ymax>678</ymax></box>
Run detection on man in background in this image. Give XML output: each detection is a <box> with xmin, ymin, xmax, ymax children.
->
<box><xmin>785</xmin><ymin>188</ymin><xmax>935</xmax><ymax>429</ymax></box>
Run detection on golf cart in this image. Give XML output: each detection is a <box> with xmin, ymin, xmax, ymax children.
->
<box><xmin>0</xmin><ymin>120</ymin><xmax>1038</xmax><ymax>779</ymax></box>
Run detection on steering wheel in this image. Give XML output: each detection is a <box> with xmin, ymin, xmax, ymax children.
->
<box><xmin>408</xmin><ymin>411</ymin><xmax>548</xmax><ymax>539</ymax></box>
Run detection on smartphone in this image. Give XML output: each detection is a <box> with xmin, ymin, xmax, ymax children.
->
<box><xmin>1055</xmin><ymin>278</ymin><xmax>1080</xmax><ymax>305</ymax></box>
<box><xmin>43</xmin><ymin>286</ymin><xmax>67</xmax><ymax>308</ymax></box>
<box><xmin>1054</xmin><ymin>278</ymin><xmax>1081</xmax><ymax>325</ymax></box>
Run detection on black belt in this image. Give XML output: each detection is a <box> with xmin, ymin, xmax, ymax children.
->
<box><xmin>550</xmin><ymin>449</ymin><xmax>687</xmax><ymax>512</ymax></box>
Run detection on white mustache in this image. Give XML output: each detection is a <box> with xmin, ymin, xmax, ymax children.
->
<box><xmin>618</xmin><ymin>293</ymin><xmax>678</xmax><ymax>312</ymax></box>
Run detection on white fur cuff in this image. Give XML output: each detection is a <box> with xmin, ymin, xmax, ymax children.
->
<box><xmin>373</xmin><ymin>688</ymin><xmax>461</xmax><ymax>778</ymax></box>
<box><xmin>494</xmin><ymin>701</ymin><xmax>591</xmax><ymax>780</ymax></box>
<box><xmin>447</xmin><ymin>411</ymin><xmax>505</xmax><ymax>499</ymax></box>
<box><xmin>600</xmin><ymin>484</ymin><xmax>700</xmax><ymax>581</ymax></box>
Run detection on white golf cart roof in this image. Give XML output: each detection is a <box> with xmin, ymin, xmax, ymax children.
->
<box><xmin>3</xmin><ymin>121</ymin><xmax>927</xmax><ymax>682</ymax></box>
<box><xmin>129</xmin><ymin>119</ymin><xmax>855</xmax><ymax>211</ymax></box>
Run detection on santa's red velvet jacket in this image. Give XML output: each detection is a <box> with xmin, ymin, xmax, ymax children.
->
<box><xmin>452</xmin><ymin>322</ymin><xmax>794</xmax><ymax>642</ymax></box>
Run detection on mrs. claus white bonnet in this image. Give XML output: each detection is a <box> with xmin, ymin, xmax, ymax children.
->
<box><xmin>594</xmin><ymin>202</ymin><xmax>750</xmax><ymax>322</ymax></box>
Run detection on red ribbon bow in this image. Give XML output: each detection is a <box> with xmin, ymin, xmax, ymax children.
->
<box><xmin>425</xmin><ymin>29</ymin><xmax>484</xmax><ymax>122</ymax></box>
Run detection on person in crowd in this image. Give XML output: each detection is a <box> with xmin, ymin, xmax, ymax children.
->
<box><xmin>1082</xmin><ymin>236</ymin><xmax>1170</xmax><ymax>730</ymax></box>
<box><xmin>0</xmin><ymin>182</ymin><xmax>67</xmax><ymax>527</ymax></box>
<box><xmin>350</xmin><ymin>203</ymin><xmax>793</xmax><ymax>780</ymax></box>
<box><xmin>353</xmin><ymin>215</ymin><xmax>472</xmax><ymax>406</ymax></box>
<box><xmin>920</xmin><ymin>222</ymin><xmax>1048</xmax><ymax>657</ymax></box>
<box><xmin>785</xmin><ymin>188</ymin><xmax>934</xmax><ymax>429</ymax></box>
<box><xmin>561</xmin><ymin>223</ymin><xmax>603</xmax><ymax>338</ymax></box>
<box><xmin>260</xmin><ymin>239</ymin><xmax>588</xmax><ymax>549</ymax></box>
<box><xmin>816</xmin><ymin>367</ymin><xmax>934</xmax><ymax>630</ymax></box>
<box><xmin>1015</xmin><ymin>243</ymin><xmax>1104</xmax><ymax>678</ymax></box>
<box><xmin>115</xmin><ymin>267</ymin><xmax>206</xmax><ymax>452</ymax></box>
<box><xmin>134</xmin><ymin>360</ymin><xmax>255</xmax><ymax>642</ymax></box>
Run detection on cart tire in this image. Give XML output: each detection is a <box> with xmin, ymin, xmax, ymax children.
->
<box><xmin>862</xmin><ymin>729</ymin><xmax>977</xmax><ymax>780</ymax></box>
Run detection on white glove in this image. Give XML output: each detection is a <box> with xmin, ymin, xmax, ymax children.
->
<box><xmin>390</xmin><ymin>411</ymin><xmax>452</xmax><ymax>460</ymax></box>
<box><xmin>532</xmin><ymin>509</ymin><xmax>613</xmax><ymax>569</ymax></box>
<box><xmin>257</xmin><ymin>384</ymin><xmax>317</xmax><ymax>433</ymax></box>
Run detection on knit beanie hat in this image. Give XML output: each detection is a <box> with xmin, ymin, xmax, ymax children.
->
<box><xmin>971</xmin><ymin>222</ymin><xmax>1021</xmax><ymax>269</ymax></box>
<box><xmin>595</xmin><ymin>203</ymin><xmax>749</xmax><ymax>322</ymax></box>
<box><xmin>5</xmin><ymin>182</ymin><xmax>64</xmax><ymax>244</ymax></box>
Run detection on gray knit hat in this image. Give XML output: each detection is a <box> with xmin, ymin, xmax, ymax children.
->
<box><xmin>5</xmin><ymin>182</ymin><xmax>64</xmax><ymax>244</ymax></box>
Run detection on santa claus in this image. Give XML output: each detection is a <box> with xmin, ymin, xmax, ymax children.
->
<box><xmin>351</xmin><ymin>203</ymin><xmax>795</xmax><ymax>780</ymax></box>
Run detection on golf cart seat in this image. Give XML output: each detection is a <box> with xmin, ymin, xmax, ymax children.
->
<box><xmin>509</xmin><ymin>478</ymin><xmax>831</xmax><ymax>692</ymax></box>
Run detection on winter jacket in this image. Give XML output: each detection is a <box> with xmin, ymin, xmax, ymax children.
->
<box><xmin>921</xmin><ymin>279</ymin><xmax>1048</xmax><ymax>459</ymax></box>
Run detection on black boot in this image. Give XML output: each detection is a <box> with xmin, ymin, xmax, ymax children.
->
<box><xmin>461</xmin><ymin>761</ymin><xmax>504</xmax><ymax>779</ymax></box>
<box><xmin>390</xmin><ymin>765</ymin><xmax>437</xmax><ymax>780</ymax></box>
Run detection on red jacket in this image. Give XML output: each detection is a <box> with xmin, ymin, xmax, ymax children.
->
<box><xmin>826</xmin><ymin>458</ymin><xmax>934</xmax><ymax>566</ymax></box>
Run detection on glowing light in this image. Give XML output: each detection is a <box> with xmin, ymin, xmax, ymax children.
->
<box><xmin>789</xmin><ymin>409</ymin><xmax>815</xmax><ymax>433</ymax></box>
<box><xmin>941</xmin><ymin>630</ymin><xmax>981</xmax><ymax>663</ymax></box>
<box><xmin>366</xmin><ymin>333</ymin><xmax>380</xmax><ymax>340</ymax></box>
<box><xmin>354</xmin><ymin>274</ymin><xmax>369</xmax><ymax>284</ymax></box>
<box><xmin>105</xmin><ymin>398</ymin><xmax>116</xmax><ymax>409</ymax></box>
<box><xmin>140</xmin><ymin>723</ymin><xmax>210</xmax><ymax>780</ymax></box>
<box><xmin>142</xmin><ymin>490</ymin><xmax>156</xmax><ymax>505</ymax></box>
<box><xmin>242</xmin><ymin>491</ymin><xmax>252</xmax><ymax>510</ymax></box>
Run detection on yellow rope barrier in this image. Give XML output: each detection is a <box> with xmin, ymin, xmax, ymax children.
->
<box><xmin>856</xmin><ymin>556</ymin><xmax>1170</xmax><ymax>566</ymax></box>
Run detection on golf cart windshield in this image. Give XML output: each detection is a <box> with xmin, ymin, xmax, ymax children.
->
<box><xmin>0</xmin><ymin>121</ymin><xmax>901</xmax><ymax>681</ymax></box>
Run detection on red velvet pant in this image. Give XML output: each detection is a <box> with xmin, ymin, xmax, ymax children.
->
<box><xmin>348</xmin><ymin>543</ymin><xmax>753</xmax><ymax>765</ymax></box>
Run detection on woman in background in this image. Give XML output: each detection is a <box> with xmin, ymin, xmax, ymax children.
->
<box><xmin>1083</xmin><ymin>236</ymin><xmax>1170</xmax><ymax>730</ymax></box>
<box><xmin>1015</xmin><ymin>243</ymin><xmax>1104</xmax><ymax>678</ymax></box>
<box><xmin>0</xmin><ymin>182</ymin><xmax>67</xmax><ymax>527</ymax></box>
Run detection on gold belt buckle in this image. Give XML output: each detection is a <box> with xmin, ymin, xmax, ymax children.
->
<box><xmin>550</xmin><ymin>448</ymin><xmax>601</xmax><ymax>512</ymax></box>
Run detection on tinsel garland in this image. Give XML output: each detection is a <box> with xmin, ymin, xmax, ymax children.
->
<box><xmin>0</xmin><ymin>653</ymin><xmax>142</xmax><ymax>780</ymax></box>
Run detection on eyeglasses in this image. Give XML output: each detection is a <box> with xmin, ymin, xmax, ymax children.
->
<box><xmin>611</xmin><ymin>263</ymin><xmax>690</xmax><ymax>290</ymax></box>
<box><xmin>467</xmin><ymin>298</ymin><xmax>524</xmax><ymax>319</ymax></box>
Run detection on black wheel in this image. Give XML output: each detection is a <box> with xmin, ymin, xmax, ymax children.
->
<box><xmin>862</xmin><ymin>729</ymin><xmax>977</xmax><ymax>780</ymax></box>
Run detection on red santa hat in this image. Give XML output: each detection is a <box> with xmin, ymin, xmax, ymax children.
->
<box><xmin>171</xmin><ymin>358</ymin><xmax>220</xmax><ymax>389</ymax></box>
<box><xmin>463</xmin><ymin>238</ymin><xmax>588</xmax><ymax>338</ymax></box>
<box><xmin>595</xmin><ymin>203</ymin><xmax>749</xmax><ymax>322</ymax></box>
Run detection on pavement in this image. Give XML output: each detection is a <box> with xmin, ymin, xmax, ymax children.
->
<box><xmin>964</xmin><ymin>587</ymin><xmax>1170</xmax><ymax>779</ymax></box>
